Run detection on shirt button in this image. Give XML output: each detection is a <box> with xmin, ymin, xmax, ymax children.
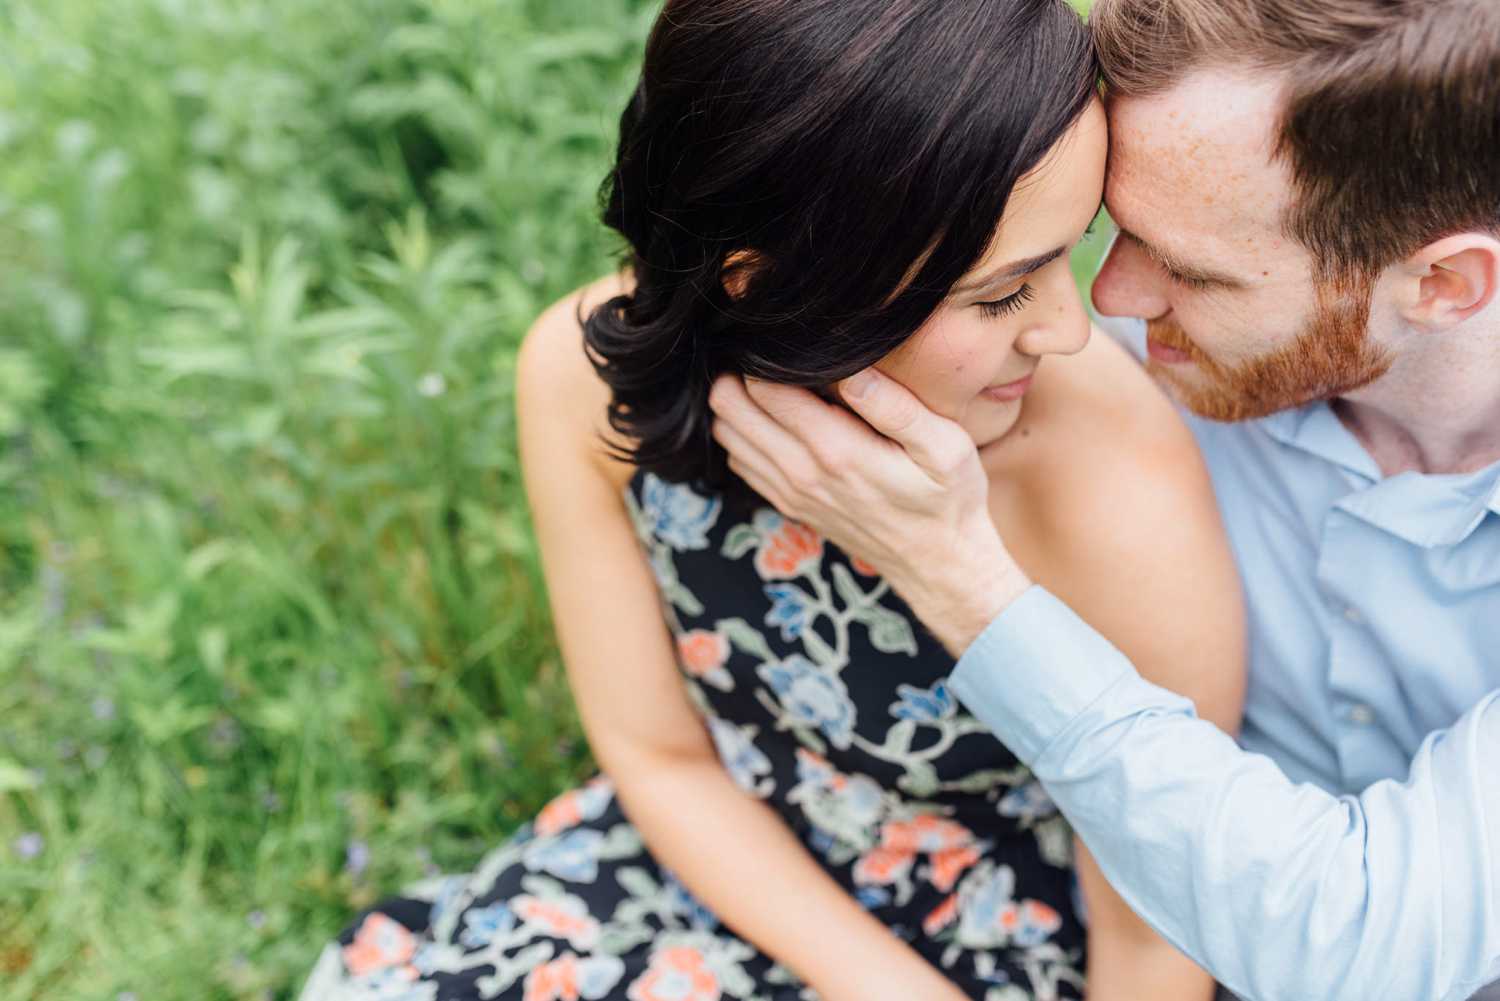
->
<box><xmin>1348</xmin><ymin>704</ymin><xmax>1376</xmax><ymax>726</ymax></box>
<box><xmin>1342</xmin><ymin>605</ymin><xmax>1364</xmax><ymax>625</ymax></box>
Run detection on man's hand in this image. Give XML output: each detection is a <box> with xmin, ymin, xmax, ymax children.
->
<box><xmin>707</xmin><ymin>368</ymin><xmax>1031</xmax><ymax>655</ymax></box>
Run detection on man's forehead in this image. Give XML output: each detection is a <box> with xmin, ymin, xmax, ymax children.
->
<box><xmin>1106</xmin><ymin>70</ymin><xmax>1290</xmax><ymax>230</ymax></box>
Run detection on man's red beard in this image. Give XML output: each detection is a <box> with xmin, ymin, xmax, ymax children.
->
<box><xmin>1146</xmin><ymin>276</ymin><xmax>1392</xmax><ymax>422</ymax></box>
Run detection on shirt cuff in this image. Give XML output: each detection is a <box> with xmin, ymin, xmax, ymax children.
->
<box><xmin>947</xmin><ymin>586</ymin><xmax>1138</xmax><ymax>764</ymax></box>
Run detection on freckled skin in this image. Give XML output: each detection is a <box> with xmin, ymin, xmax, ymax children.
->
<box><xmin>1093</xmin><ymin>71</ymin><xmax>1402</xmax><ymax>382</ymax></box>
<box><xmin>876</xmin><ymin>100</ymin><xmax>1108</xmax><ymax>449</ymax></box>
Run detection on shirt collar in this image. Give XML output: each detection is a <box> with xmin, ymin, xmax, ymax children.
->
<box><xmin>1259</xmin><ymin>402</ymin><xmax>1500</xmax><ymax>548</ymax></box>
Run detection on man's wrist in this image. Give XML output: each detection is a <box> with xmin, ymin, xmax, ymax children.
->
<box><xmin>907</xmin><ymin>527</ymin><xmax>1030</xmax><ymax>657</ymax></box>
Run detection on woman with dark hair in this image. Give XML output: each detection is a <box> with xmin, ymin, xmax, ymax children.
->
<box><xmin>301</xmin><ymin>1</ymin><xmax>1245</xmax><ymax>999</ymax></box>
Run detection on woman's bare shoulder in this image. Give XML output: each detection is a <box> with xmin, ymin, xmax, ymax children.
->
<box><xmin>1021</xmin><ymin>328</ymin><xmax>1247</xmax><ymax>725</ymax></box>
<box><xmin>1011</xmin><ymin>325</ymin><xmax>1234</xmax><ymax>609</ymax></box>
<box><xmin>1021</xmin><ymin>327</ymin><xmax>1206</xmax><ymax>509</ymax></box>
<box><xmin>516</xmin><ymin>272</ymin><xmax>637</xmax><ymax>491</ymax></box>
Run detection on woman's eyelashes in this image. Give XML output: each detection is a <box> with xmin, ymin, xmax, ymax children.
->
<box><xmin>976</xmin><ymin>283</ymin><xmax>1037</xmax><ymax>319</ymax></box>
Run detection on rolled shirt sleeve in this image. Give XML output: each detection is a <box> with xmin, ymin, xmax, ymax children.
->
<box><xmin>948</xmin><ymin>587</ymin><xmax>1500</xmax><ymax>1001</ymax></box>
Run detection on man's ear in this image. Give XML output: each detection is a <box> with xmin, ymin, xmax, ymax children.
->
<box><xmin>1399</xmin><ymin>233</ymin><xmax>1500</xmax><ymax>330</ymax></box>
<box><xmin>721</xmin><ymin>249</ymin><xmax>767</xmax><ymax>300</ymax></box>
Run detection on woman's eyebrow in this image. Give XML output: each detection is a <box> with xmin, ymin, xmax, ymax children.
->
<box><xmin>954</xmin><ymin>247</ymin><xmax>1066</xmax><ymax>295</ymax></box>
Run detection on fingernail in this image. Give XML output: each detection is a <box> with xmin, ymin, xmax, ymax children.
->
<box><xmin>842</xmin><ymin>371</ymin><xmax>876</xmax><ymax>400</ymax></box>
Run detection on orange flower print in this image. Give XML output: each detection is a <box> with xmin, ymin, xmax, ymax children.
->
<box><xmin>929</xmin><ymin>844</ymin><xmax>983</xmax><ymax>893</ymax></box>
<box><xmin>880</xmin><ymin>815</ymin><xmax>974</xmax><ymax>855</ymax></box>
<box><xmin>535</xmin><ymin>776</ymin><xmax>613</xmax><ymax>838</ymax></box>
<box><xmin>850</xmin><ymin>556</ymin><xmax>879</xmax><ymax>577</ymax></box>
<box><xmin>1016</xmin><ymin>899</ymin><xmax>1064</xmax><ymax>946</ymax></box>
<box><xmin>853</xmin><ymin>844</ymin><xmax>916</xmax><ymax>887</ymax></box>
<box><xmin>341</xmin><ymin>911</ymin><xmax>417</xmax><ymax>977</ymax></box>
<box><xmin>998</xmin><ymin>903</ymin><xmax>1022</xmax><ymax>937</ymax></box>
<box><xmin>524</xmin><ymin>954</ymin><xmax>581</xmax><ymax>1001</ymax></box>
<box><xmin>678</xmin><ymin>630</ymin><xmax>729</xmax><ymax>675</ymax></box>
<box><xmin>923</xmin><ymin>894</ymin><xmax>960</xmax><ymax>937</ymax></box>
<box><xmin>627</xmin><ymin>946</ymin><xmax>721</xmax><ymax>1001</ymax></box>
<box><xmin>753</xmin><ymin>514</ymin><xmax>823</xmax><ymax>581</ymax></box>
<box><xmin>513</xmin><ymin>894</ymin><xmax>600</xmax><ymax>950</ymax></box>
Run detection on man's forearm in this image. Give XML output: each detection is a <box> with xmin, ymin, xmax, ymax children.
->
<box><xmin>946</xmin><ymin>589</ymin><xmax>1500</xmax><ymax>1001</ymax></box>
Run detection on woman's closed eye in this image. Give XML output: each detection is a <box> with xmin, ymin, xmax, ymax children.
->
<box><xmin>976</xmin><ymin>283</ymin><xmax>1037</xmax><ymax>319</ymax></box>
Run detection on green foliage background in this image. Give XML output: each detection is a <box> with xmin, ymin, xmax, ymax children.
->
<box><xmin>0</xmin><ymin>1</ymin><xmax>1098</xmax><ymax>997</ymax></box>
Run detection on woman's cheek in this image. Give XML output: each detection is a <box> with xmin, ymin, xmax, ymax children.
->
<box><xmin>878</xmin><ymin>316</ymin><xmax>985</xmax><ymax>415</ymax></box>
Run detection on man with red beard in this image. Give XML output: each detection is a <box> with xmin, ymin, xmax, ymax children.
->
<box><xmin>707</xmin><ymin>2</ymin><xmax>1500</xmax><ymax>1000</ymax></box>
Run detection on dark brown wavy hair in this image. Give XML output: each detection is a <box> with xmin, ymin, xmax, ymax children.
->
<box><xmin>584</xmin><ymin>0</ymin><xmax>1097</xmax><ymax>486</ymax></box>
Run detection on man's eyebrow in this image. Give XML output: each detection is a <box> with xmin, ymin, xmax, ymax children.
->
<box><xmin>952</xmin><ymin>247</ymin><xmax>1067</xmax><ymax>296</ymax></box>
<box><xmin>1116</xmin><ymin>228</ymin><xmax>1244</xmax><ymax>289</ymax></box>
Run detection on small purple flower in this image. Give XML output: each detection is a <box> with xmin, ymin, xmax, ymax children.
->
<box><xmin>209</xmin><ymin>716</ymin><xmax>241</xmax><ymax>751</ymax></box>
<box><xmin>345</xmin><ymin>839</ymin><xmax>370</xmax><ymax>878</ymax></box>
<box><xmin>91</xmin><ymin>696</ymin><xmax>116</xmax><ymax>722</ymax></box>
<box><xmin>247</xmin><ymin>909</ymin><xmax>266</xmax><ymax>930</ymax></box>
<box><xmin>14</xmin><ymin>832</ymin><xmax>44</xmax><ymax>859</ymax></box>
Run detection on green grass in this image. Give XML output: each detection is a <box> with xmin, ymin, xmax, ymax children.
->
<box><xmin>1</xmin><ymin>1</ymin><xmax>1097</xmax><ymax>998</ymax></box>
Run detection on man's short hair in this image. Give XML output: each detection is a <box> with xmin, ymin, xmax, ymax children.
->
<box><xmin>1091</xmin><ymin>0</ymin><xmax>1500</xmax><ymax>283</ymax></box>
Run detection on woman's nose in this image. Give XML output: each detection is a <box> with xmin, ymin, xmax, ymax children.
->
<box><xmin>1015</xmin><ymin>275</ymin><xmax>1092</xmax><ymax>358</ymax></box>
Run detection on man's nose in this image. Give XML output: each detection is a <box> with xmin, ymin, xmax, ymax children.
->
<box><xmin>1092</xmin><ymin>237</ymin><xmax>1170</xmax><ymax>320</ymax></box>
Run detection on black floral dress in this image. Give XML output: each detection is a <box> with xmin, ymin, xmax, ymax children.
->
<box><xmin>299</xmin><ymin>473</ymin><xmax>1086</xmax><ymax>1001</ymax></box>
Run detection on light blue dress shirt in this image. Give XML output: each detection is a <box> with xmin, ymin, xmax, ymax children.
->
<box><xmin>948</xmin><ymin>318</ymin><xmax>1500</xmax><ymax>1001</ymax></box>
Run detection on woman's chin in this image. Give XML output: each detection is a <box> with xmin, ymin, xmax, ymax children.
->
<box><xmin>964</xmin><ymin>404</ymin><xmax>1024</xmax><ymax>450</ymax></box>
<box><xmin>966</xmin><ymin>411</ymin><xmax>1026</xmax><ymax>450</ymax></box>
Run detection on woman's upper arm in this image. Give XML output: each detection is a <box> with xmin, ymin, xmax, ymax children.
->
<box><xmin>1036</xmin><ymin>383</ymin><xmax>1247</xmax><ymax>735</ymax></box>
<box><xmin>515</xmin><ymin>281</ymin><xmax>715</xmax><ymax>768</ymax></box>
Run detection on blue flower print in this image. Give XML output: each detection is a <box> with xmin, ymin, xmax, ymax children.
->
<box><xmin>707</xmin><ymin>717</ymin><xmax>774</xmax><ymax>796</ymax></box>
<box><xmin>757</xmin><ymin>655</ymin><xmax>857</xmax><ymax>750</ymax></box>
<box><xmin>997</xmin><ymin>781</ymin><xmax>1057</xmax><ymax>824</ymax></box>
<box><xmin>459</xmin><ymin>901</ymin><xmax>518</xmax><ymax>949</ymax></box>
<box><xmin>956</xmin><ymin>862</ymin><xmax>1019</xmax><ymax>949</ymax></box>
<box><xmin>522</xmin><ymin>828</ymin><xmax>605</xmax><ymax>883</ymax></box>
<box><xmin>640</xmin><ymin>474</ymin><xmax>722</xmax><ymax>551</ymax></box>
<box><xmin>660</xmin><ymin>867</ymin><xmax>720</xmax><ymax>930</ymax></box>
<box><xmin>763</xmin><ymin>583</ymin><xmax>810</xmax><ymax>641</ymax></box>
<box><xmin>1013</xmin><ymin>899</ymin><xmax>1064</xmax><ymax>947</ymax></box>
<box><xmin>889</xmin><ymin>681</ymin><xmax>956</xmax><ymax>723</ymax></box>
<box><xmin>856</xmin><ymin>886</ymin><xmax>891</xmax><ymax>910</ymax></box>
<box><xmin>576</xmin><ymin>955</ymin><xmax>627</xmax><ymax>998</ymax></box>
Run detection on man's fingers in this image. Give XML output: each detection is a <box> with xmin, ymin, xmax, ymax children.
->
<box><xmin>740</xmin><ymin>377</ymin><xmax>897</xmax><ymax>477</ymax></box>
<box><xmin>708</xmin><ymin>375</ymin><xmax>822</xmax><ymax>489</ymax></box>
<box><xmin>712</xmin><ymin>417</ymin><xmax>789</xmax><ymax>503</ymax></box>
<box><xmin>727</xmin><ymin>455</ymin><xmax>792</xmax><ymax>521</ymax></box>
<box><xmin>836</xmin><ymin>368</ymin><xmax>974</xmax><ymax>480</ymax></box>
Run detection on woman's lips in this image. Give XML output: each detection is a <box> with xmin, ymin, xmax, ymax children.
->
<box><xmin>1146</xmin><ymin>335</ymin><xmax>1195</xmax><ymax>365</ymax></box>
<box><xmin>981</xmin><ymin>374</ymin><xmax>1034</xmax><ymax>403</ymax></box>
